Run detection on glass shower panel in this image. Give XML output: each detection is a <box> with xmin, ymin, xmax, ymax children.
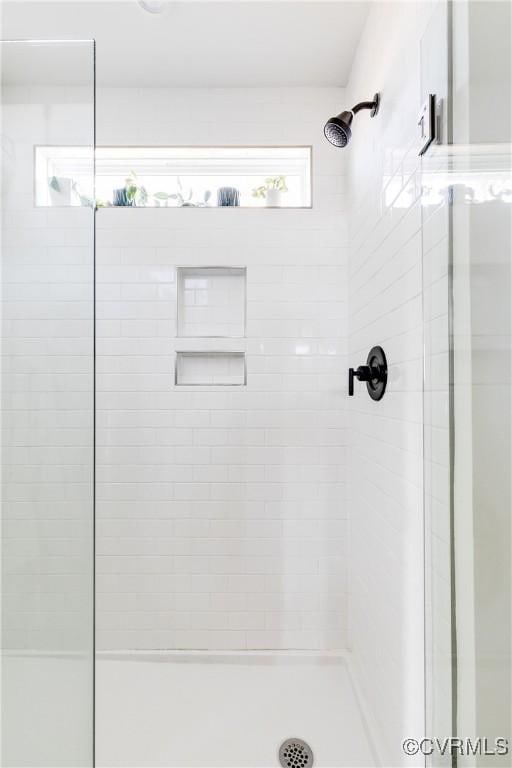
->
<box><xmin>451</xmin><ymin>1</ymin><xmax>512</xmax><ymax>762</ymax></box>
<box><xmin>0</xmin><ymin>41</ymin><xmax>95</xmax><ymax>766</ymax></box>
<box><xmin>425</xmin><ymin>1</ymin><xmax>512</xmax><ymax>764</ymax></box>
<box><xmin>421</xmin><ymin>3</ymin><xmax>453</xmax><ymax>763</ymax></box>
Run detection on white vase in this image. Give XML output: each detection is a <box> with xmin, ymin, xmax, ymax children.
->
<box><xmin>265</xmin><ymin>188</ymin><xmax>282</xmax><ymax>207</ymax></box>
<box><xmin>48</xmin><ymin>177</ymin><xmax>73</xmax><ymax>207</ymax></box>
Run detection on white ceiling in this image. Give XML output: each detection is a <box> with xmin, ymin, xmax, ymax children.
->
<box><xmin>1</xmin><ymin>1</ymin><xmax>369</xmax><ymax>87</ymax></box>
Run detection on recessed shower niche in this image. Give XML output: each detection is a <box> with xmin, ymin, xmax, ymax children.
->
<box><xmin>177</xmin><ymin>266</ymin><xmax>246</xmax><ymax>338</ymax></box>
<box><xmin>175</xmin><ymin>351</ymin><xmax>246</xmax><ymax>386</ymax></box>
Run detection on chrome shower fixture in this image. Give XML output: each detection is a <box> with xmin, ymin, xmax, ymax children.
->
<box><xmin>324</xmin><ymin>93</ymin><xmax>380</xmax><ymax>148</ymax></box>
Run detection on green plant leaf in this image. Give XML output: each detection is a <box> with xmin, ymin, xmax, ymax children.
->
<box><xmin>258</xmin><ymin>175</ymin><xmax>288</xmax><ymax>193</ymax></box>
<box><xmin>252</xmin><ymin>185</ymin><xmax>267</xmax><ymax>198</ymax></box>
<box><xmin>79</xmin><ymin>195</ymin><xmax>93</xmax><ymax>208</ymax></box>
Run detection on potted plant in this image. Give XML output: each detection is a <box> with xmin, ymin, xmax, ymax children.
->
<box><xmin>125</xmin><ymin>171</ymin><xmax>148</xmax><ymax>206</ymax></box>
<box><xmin>71</xmin><ymin>181</ymin><xmax>95</xmax><ymax>208</ymax></box>
<box><xmin>252</xmin><ymin>175</ymin><xmax>288</xmax><ymax>207</ymax></box>
<box><xmin>217</xmin><ymin>186</ymin><xmax>240</xmax><ymax>207</ymax></box>
<box><xmin>113</xmin><ymin>171</ymin><xmax>148</xmax><ymax>207</ymax></box>
<box><xmin>48</xmin><ymin>176</ymin><xmax>74</xmax><ymax>206</ymax></box>
<box><xmin>154</xmin><ymin>177</ymin><xmax>211</xmax><ymax>207</ymax></box>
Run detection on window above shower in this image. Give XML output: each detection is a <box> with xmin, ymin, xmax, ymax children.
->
<box><xmin>35</xmin><ymin>145</ymin><xmax>312</xmax><ymax>208</ymax></box>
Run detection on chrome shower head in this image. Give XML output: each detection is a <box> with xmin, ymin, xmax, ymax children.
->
<box><xmin>324</xmin><ymin>93</ymin><xmax>380</xmax><ymax>148</ymax></box>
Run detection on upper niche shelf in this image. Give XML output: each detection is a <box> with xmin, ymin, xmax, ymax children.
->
<box><xmin>35</xmin><ymin>146</ymin><xmax>312</xmax><ymax>208</ymax></box>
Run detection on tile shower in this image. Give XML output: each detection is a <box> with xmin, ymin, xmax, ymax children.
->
<box><xmin>92</xmin><ymin>87</ymin><xmax>360</xmax><ymax>767</ymax></box>
<box><xmin>95</xmin><ymin>87</ymin><xmax>349</xmax><ymax>653</ymax></box>
<box><xmin>2</xmin><ymin>1</ymin><xmax>510</xmax><ymax>767</ymax></box>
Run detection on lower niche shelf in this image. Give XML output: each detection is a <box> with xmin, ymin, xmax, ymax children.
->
<box><xmin>175</xmin><ymin>351</ymin><xmax>246</xmax><ymax>386</ymax></box>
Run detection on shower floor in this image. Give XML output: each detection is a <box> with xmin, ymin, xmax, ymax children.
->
<box><xmin>95</xmin><ymin>651</ymin><xmax>376</xmax><ymax>768</ymax></box>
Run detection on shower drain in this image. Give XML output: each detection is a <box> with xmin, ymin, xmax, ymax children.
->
<box><xmin>278</xmin><ymin>738</ymin><xmax>314</xmax><ymax>768</ymax></box>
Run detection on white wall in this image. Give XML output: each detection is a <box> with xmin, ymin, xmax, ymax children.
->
<box><xmin>345</xmin><ymin>2</ymin><xmax>447</xmax><ymax>764</ymax></box>
<box><xmin>95</xmin><ymin>86</ymin><xmax>351</xmax><ymax>651</ymax></box>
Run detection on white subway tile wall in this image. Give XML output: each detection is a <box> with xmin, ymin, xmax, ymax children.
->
<box><xmin>345</xmin><ymin>2</ymin><xmax>446</xmax><ymax>765</ymax></box>
<box><xmin>95</xmin><ymin>87</ymin><xmax>350</xmax><ymax>651</ymax></box>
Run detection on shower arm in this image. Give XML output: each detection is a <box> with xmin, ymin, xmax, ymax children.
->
<box><xmin>351</xmin><ymin>95</ymin><xmax>380</xmax><ymax>118</ymax></box>
<box><xmin>351</xmin><ymin>101</ymin><xmax>374</xmax><ymax>114</ymax></box>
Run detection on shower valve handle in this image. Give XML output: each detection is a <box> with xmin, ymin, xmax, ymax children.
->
<box><xmin>348</xmin><ymin>365</ymin><xmax>375</xmax><ymax>396</ymax></box>
<box><xmin>348</xmin><ymin>347</ymin><xmax>388</xmax><ymax>401</ymax></box>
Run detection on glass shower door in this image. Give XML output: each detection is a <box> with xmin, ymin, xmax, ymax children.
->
<box><xmin>0</xmin><ymin>40</ymin><xmax>95</xmax><ymax>766</ymax></box>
